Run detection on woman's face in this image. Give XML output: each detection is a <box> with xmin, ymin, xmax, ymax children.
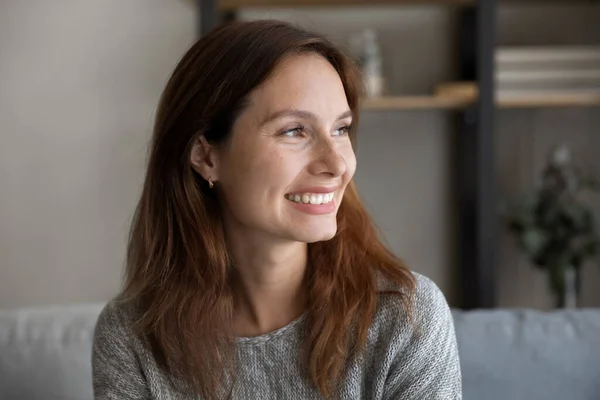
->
<box><xmin>198</xmin><ymin>53</ymin><xmax>356</xmax><ymax>244</ymax></box>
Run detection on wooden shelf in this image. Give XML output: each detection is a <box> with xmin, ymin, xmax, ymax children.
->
<box><xmin>218</xmin><ymin>0</ymin><xmax>473</xmax><ymax>10</ymax></box>
<box><xmin>218</xmin><ymin>0</ymin><xmax>594</xmax><ymax>10</ymax></box>
<box><xmin>360</xmin><ymin>95</ymin><xmax>472</xmax><ymax>110</ymax></box>
<box><xmin>359</xmin><ymin>93</ymin><xmax>600</xmax><ymax>110</ymax></box>
<box><xmin>498</xmin><ymin>93</ymin><xmax>600</xmax><ymax>108</ymax></box>
<box><xmin>432</xmin><ymin>81</ymin><xmax>600</xmax><ymax>109</ymax></box>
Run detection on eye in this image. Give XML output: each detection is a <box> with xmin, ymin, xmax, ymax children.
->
<box><xmin>333</xmin><ymin>124</ymin><xmax>352</xmax><ymax>137</ymax></box>
<box><xmin>280</xmin><ymin>125</ymin><xmax>305</xmax><ymax>138</ymax></box>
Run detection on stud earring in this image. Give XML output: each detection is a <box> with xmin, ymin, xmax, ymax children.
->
<box><xmin>208</xmin><ymin>178</ymin><xmax>214</xmax><ymax>189</ymax></box>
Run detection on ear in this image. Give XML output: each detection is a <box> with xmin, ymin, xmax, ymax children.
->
<box><xmin>190</xmin><ymin>135</ymin><xmax>220</xmax><ymax>183</ymax></box>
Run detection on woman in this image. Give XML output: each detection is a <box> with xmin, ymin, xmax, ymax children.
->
<box><xmin>92</xmin><ymin>19</ymin><xmax>461</xmax><ymax>400</ymax></box>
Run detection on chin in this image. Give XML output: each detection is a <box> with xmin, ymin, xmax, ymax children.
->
<box><xmin>294</xmin><ymin>223</ymin><xmax>338</xmax><ymax>243</ymax></box>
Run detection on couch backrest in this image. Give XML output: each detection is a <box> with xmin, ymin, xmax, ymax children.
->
<box><xmin>0</xmin><ymin>303</ymin><xmax>104</xmax><ymax>400</ymax></box>
<box><xmin>452</xmin><ymin>308</ymin><xmax>600</xmax><ymax>400</ymax></box>
<box><xmin>2</xmin><ymin>304</ymin><xmax>600</xmax><ymax>400</ymax></box>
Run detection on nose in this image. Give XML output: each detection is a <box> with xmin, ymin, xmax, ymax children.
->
<box><xmin>307</xmin><ymin>137</ymin><xmax>348</xmax><ymax>177</ymax></box>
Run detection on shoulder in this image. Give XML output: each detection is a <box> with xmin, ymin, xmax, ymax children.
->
<box><xmin>376</xmin><ymin>271</ymin><xmax>450</xmax><ymax>316</ymax></box>
<box><xmin>372</xmin><ymin>275</ymin><xmax>462</xmax><ymax>397</ymax></box>
<box><xmin>95</xmin><ymin>298</ymin><xmax>135</xmax><ymax>331</ymax></box>
<box><xmin>92</xmin><ymin>300</ymin><xmax>159</xmax><ymax>397</ymax></box>
<box><xmin>411</xmin><ymin>272</ymin><xmax>452</xmax><ymax>320</ymax></box>
<box><xmin>374</xmin><ymin>271</ymin><xmax>453</xmax><ymax>336</ymax></box>
<box><xmin>93</xmin><ymin>298</ymin><xmax>141</xmax><ymax>352</ymax></box>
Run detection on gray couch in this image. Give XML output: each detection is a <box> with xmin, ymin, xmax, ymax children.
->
<box><xmin>1</xmin><ymin>304</ymin><xmax>599</xmax><ymax>400</ymax></box>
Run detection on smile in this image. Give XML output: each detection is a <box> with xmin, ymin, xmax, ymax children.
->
<box><xmin>285</xmin><ymin>192</ymin><xmax>335</xmax><ymax>205</ymax></box>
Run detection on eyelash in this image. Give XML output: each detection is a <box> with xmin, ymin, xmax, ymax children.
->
<box><xmin>281</xmin><ymin>124</ymin><xmax>306</xmax><ymax>137</ymax></box>
<box><xmin>336</xmin><ymin>124</ymin><xmax>352</xmax><ymax>136</ymax></box>
<box><xmin>280</xmin><ymin>124</ymin><xmax>352</xmax><ymax>138</ymax></box>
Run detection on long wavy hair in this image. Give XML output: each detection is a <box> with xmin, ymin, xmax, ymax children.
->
<box><xmin>121</xmin><ymin>19</ymin><xmax>416</xmax><ymax>400</ymax></box>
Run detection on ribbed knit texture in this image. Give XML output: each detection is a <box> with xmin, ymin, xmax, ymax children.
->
<box><xmin>92</xmin><ymin>272</ymin><xmax>462</xmax><ymax>399</ymax></box>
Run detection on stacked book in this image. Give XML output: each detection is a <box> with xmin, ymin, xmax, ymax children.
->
<box><xmin>495</xmin><ymin>45</ymin><xmax>600</xmax><ymax>99</ymax></box>
<box><xmin>434</xmin><ymin>45</ymin><xmax>600</xmax><ymax>103</ymax></box>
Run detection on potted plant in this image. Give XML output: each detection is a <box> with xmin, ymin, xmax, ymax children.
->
<box><xmin>503</xmin><ymin>144</ymin><xmax>600</xmax><ymax>308</ymax></box>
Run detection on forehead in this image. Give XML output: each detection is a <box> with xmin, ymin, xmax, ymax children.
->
<box><xmin>245</xmin><ymin>53</ymin><xmax>350</xmax><ymax>121</ymax></box>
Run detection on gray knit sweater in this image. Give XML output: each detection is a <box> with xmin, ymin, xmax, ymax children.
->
<box><xmin>92</xmin><ymin>272</ymin><xmax>462</xmax><ymax>399</ymax></box>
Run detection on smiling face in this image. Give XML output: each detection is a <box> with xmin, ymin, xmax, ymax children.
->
<box><xmin>193</xmin><ymin>53</ymin><xmax>357</xmax><ymax>244</ymax></box>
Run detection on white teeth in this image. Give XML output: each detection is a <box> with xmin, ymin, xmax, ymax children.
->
<box><xmin>286</xmin><ymin>192</ymin><xmax>335</xmax><ymax>205</ymax></box>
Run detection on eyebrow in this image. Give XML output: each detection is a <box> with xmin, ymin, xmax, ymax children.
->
<box><xmin>259</xmin><ymin>109</ymin><xmax>353</xmax><ymax>126</ymax></box>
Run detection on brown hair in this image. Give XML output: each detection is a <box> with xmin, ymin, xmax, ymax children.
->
<box><xmin>121</xmin><ymin>19</ymin><xmax>416</xmax><ymax>399</ymax></box>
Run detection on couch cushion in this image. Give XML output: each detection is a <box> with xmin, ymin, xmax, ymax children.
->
<box><xmin>2</xmin><ymin>303</ymin><xmax>600</xmax><ymax>400</ymax></box>
<box><xmin>452</xmin><ymin>308</ymin><xmax>600</xmax><ymax>400</ymax></box>
<box><xmin>0</xmin><ymin>303</ymin><xmax>104</xmax><ymax>400</ymax></box>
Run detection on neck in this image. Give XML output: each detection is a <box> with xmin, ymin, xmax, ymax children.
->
<box><xmin>227</xmin><ymin>231</ymin><xmax>308</xmax><ymax>337</ymax></box>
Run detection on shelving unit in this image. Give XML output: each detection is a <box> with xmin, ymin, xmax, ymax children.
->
<box><xmin>197</xmin><ymin>0</ymin><xmax>599</xmax><ymax>309</ymax></box>
<box><xmin>216</xmin><ymin>0</ymin><xmax>593</xmax><ymax>10</ymax></box>
<box><xmin>359</xmin><ymin>93</ymin><xmax>600</xmax><ymax>110</ymax></box>
<box><xmin>361</xmin><ymin>96</ymin><xmax>473</xmax><ymax>110</ymax></box>
<box><xmin>218</xmin><ymin>0</ymin><xmax>475</xmax><ymax>9</ymax></box>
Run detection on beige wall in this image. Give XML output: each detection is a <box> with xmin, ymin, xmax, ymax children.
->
<box><xmin>0</xmin><ymin>1</ymin><xmax>196</xmax><ymax>307</ymax></box>
<box><xmin>1</xmin><ymin>2</ymin><xmax>599</xmax><ymax>308</ymax></box>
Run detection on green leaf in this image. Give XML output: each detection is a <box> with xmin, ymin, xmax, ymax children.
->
<box><xmin>518</xmin><ymin>229</ymin><xmax>548</xmax><ymax>257</ymax></box>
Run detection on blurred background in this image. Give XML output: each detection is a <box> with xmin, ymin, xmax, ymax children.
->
<box><xmin>2</xmin><ymin>0</ymin><xmax>600</xmax><ymax>310</ymax></box>
<box><xmin>2</xmin><ymin>2</ymin><xmax>600</xmax><ymax>399</ymax></box>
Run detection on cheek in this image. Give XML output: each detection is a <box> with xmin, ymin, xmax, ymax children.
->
<box><xmin>253</xmin><ymin>149</ymin><xmax>298</xmax><ymax>181</ymax></box>
<box><xmin>221</xmin><ymin>147</ymin><xmax>298</xmax><ymax>202</ymax></box>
